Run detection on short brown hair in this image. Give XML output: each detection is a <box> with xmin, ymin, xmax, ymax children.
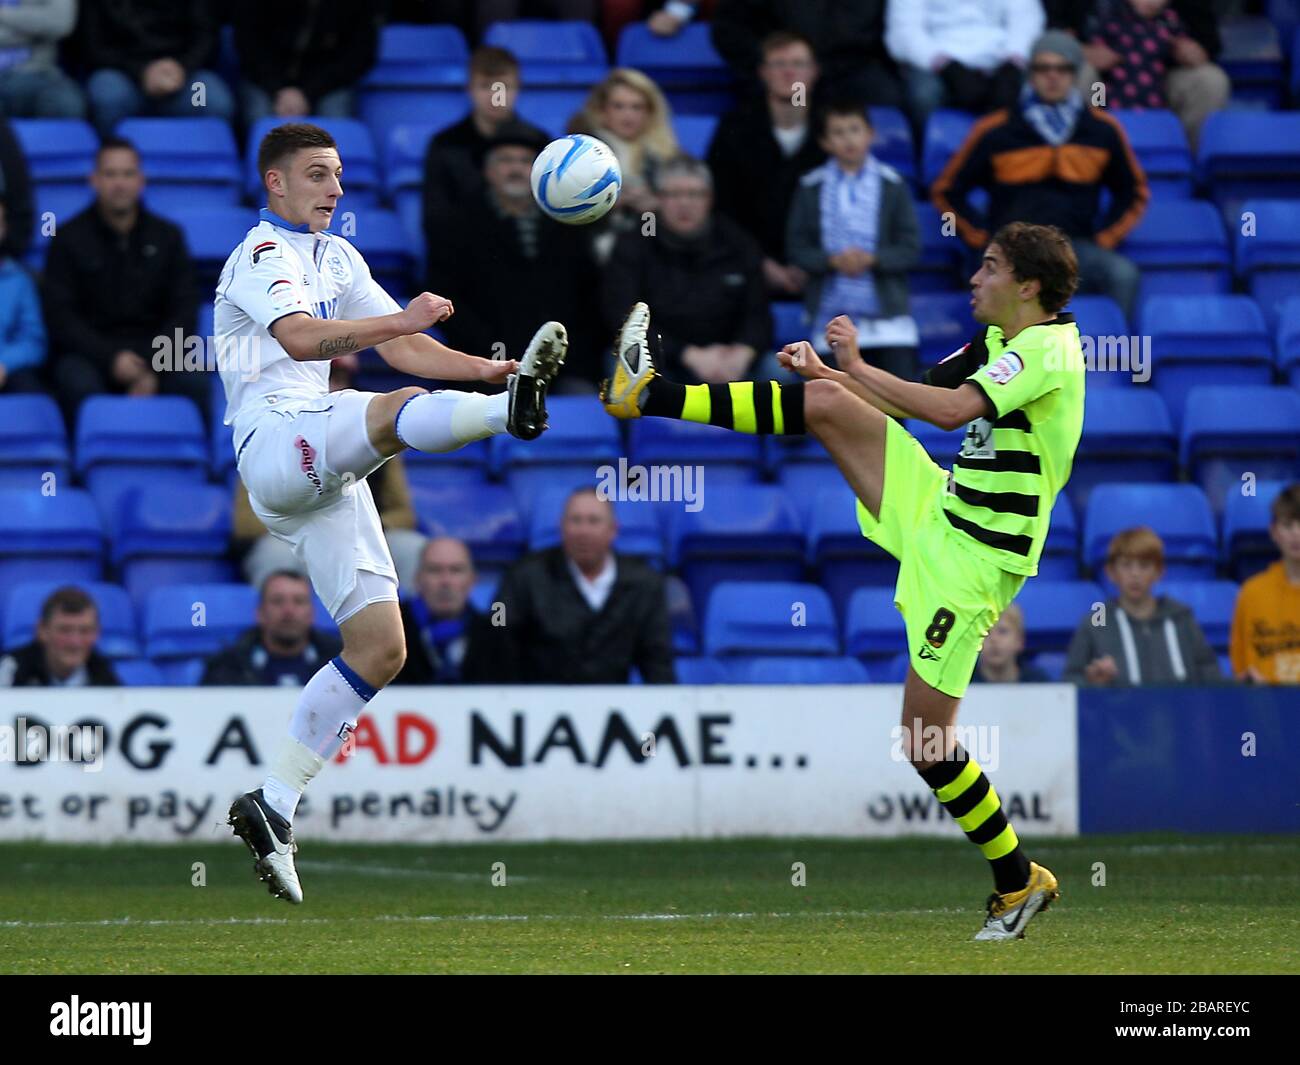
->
<box><xmin>760</xmin><ymin>30</ymin><xmax>814</xmax><ymax>58</ymax></box>
<box><xmin>257</xmin><ymin>123</ymin><xmax>338</xmax><ymax>184</ymax></box>
<box><xmin>470</xmin><ymin>45</ymin><xmax>520</xmax><ymax>80</ymax></box>
<box><xmin>1271</xmin><ymin>483</ymin><xmax>1300</xmax><ymax>525</ymax></box>
<box><xmin>1106</xmin><ymin>526</ymin><xmax>1165</xmax><ymax>568</ymax></box>
<box><xmin>40</xmin><ymin>587</ymin><xmax>98</xmax><ymax>625</ymax></box>
<box><xmin>990</xmin><ymin>222</ymin><xmax>1079</xmax><ymax>314</ymax></box>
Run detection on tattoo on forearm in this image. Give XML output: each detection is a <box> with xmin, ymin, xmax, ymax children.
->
<box><xmin>316</xmin><ymin>334</ymin><xmax>358</xmax><ymax>358</ymax></box>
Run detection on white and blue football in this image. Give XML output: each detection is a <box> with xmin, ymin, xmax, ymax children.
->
<box><xmin>530</xmin><ymin>134</ymin><xmax>622</xmax><ymax>225</ymax></box>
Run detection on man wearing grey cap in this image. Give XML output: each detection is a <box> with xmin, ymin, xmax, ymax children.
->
<box><xmin>932</xmin><ymin>30</ymin><xmax>1149</xmax><ymax>317</ymax></box>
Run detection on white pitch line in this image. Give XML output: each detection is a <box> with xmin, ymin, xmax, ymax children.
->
<box><xmin>297</xmin><ymin>859</ymin><xmax>537</xmax><ymax>883</ymax></box>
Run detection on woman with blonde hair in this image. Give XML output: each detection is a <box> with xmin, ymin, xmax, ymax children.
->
<box><xmin>569</xmin><ymin>68</ymin><xmax>680</xmax><ymax>230</ymax></box>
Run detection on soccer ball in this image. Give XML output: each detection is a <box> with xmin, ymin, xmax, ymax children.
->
<box><xmin>531</xmin><ymin>134</ymin><xmax>622</xmax><ymax>224</ymax></box>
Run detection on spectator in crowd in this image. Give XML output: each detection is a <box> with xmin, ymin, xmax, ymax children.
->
<box><xmin>426</xmin><ymin>122</ymin><xmax>601</xmax><ymax>387</ymax></box>
<box><xmin>233</xmin><ymin>1</ymin><xmax>381</xmax><ymax>124</ymax></box>
<box><xmin>42</xmin><ymin>137</ymin><xmax>203</xmax><ymax>426</ymax></box>
<box><xmin>422</xmin><ymin>46</ymin><xmax>549</xmax><ymax>244</ymax></box>
<box><xmin>885</xmin><ymin>0</ymin><xmax>1043</xmax><ymax>135</ymax></box>
<box><xmin>0</xmin><ymin>115</ymin><xmax>33</xmax><ymax>260</ymax></box>
<box><xmin>971</xmin><ymin>604</ymin><xmax>1051</xmax><ymax>683</ymax></box>
<box><xmin>468</xmin><ymin>0</ymin><xmax>597</xmax><ymax>42</ymax></box>
<box><xmin>0</xmin><ymin>587</ymin><xmax>121</xmax><ymax>687</ymax></box>
<box><xmin>932</xmin><ymin>30</ymin><xmax>1149</xmax><ymax>317</ymax></box>
<box><xmin>1230</xmin><ymin>484</ymin><xmax>1300</xmax><ymax>685</ymax></box>
<box><xmin>0</xmin><ymin>201</ymin><xmax>45</xmax><ymax>394</ymax></box>
<box><xmin>646</xmin><ymin>1</ymin><xmax>699</xmax><ymax>37</ymax></box>
<box><xmin>786</xmin><ymin>101</ymin><xmax>920</xmax><ymax>382</ymax></box>
<box><xmin>79</xmin><ymin>0</ymin><xmax>235</xmax><ymax>137</ymax></box>
<box><xmin>1064</xmin><ymin>527</ymin><xmax>1221</xmax><ymax>686</ymax></box>
<box><xmin>711</xmin><ymin>0</ymin><xmax>904</xmax><ymax>108</ymax></box>
<box><xmin>234</xmin><ymin>352</ymin><xmax>423</xmax><ymax>590</ymax></box>
<box><xmin>201</xmin><ymin>572</ymin><xmax>342</xmax><ymax>687</ymax></box>
<box><xmin>489</xmin><ymin>488</ymin><xmax>676</xmax><ymax>684</ymax></box>
<box><xmin>707</xmin><ymin>30</ymin><xmax>825</xmax><ymax>296</ymax></box>
<box><xmin>603</xmin><ymin>156</ymin><xmax>769</xmax><ymax>384</ymax></box>
<box><xmin>600</xmin><ymin>0</ymin><xmax>700</xmax><ymax>48</ymax></box>
<box><xmin>569</xmin><ymin>68</ymin><xmax>680</xmax><ymax>256</ymax></box>
<box><xmin>0</xmin><ymin>0</ymin><xmax>86</xmax><ymax>117</ymax></box>
<box><xmin>393</xmin><ymin>537</ymin><xmax>495</xmax><ymax>684</ymax></box>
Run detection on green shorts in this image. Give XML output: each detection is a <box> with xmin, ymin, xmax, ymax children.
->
<box><xmin>855</xmin><ymin>418</ymin><xmax>1025</xmax><ymax>698</ymax></box>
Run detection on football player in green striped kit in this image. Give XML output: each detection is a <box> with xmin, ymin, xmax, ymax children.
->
<box><xmin>602</xmin><ymin>221</ymin><xmax>1085</xmax><ymax>940</ymax></box>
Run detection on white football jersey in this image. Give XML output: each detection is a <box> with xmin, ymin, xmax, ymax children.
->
<box><xmin>214</xmin><ymin>208</ymin><xmax>401</xmax><ymax>438</ymax></box>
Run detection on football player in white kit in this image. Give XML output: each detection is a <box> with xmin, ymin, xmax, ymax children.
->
<box><xmin>220</xmin><ymin>124</ymin><xmax>566</xmax><ymax>902</ymax></box>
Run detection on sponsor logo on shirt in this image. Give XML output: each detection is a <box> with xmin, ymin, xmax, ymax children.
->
<box><xmin>295</xmin><ymin>435</ymin><xmax>324</xmax><ymax>495</ymax></box>
<box><xmin>985</xmin><ymin>351</ymin><xmax>1024</xmax><ymax>385</ymax></box>
<box><xmin>267</xmin><ymin>279</ymin><xmax>301</xmax><ymax>312</ymax></box>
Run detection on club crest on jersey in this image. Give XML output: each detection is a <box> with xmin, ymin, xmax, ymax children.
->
<box><xmin>267</xmin><ymin>279</ymin><xmax>300</xmax><ymax>312</ymax></box>
<box><xmin>251</xmin><ymin>241</ymin><xmax>279</xmax><ymax>265</ymax></box>
<box><xmin>326</xmin><ymin>254</ymin><xmax>346</xmax><ymax>281</ymax></box>
<box><xmin>985</xmin><ymin>351</ymin><xmax>1024</xmax><ymax>385</ymax></box>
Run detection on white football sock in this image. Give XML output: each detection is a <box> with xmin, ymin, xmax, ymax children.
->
<box><xmin>261</xmin><ymin>656</ymin><xmax>377</xmax><ymax>823</ymax></box>
<box><xmin>395</xmin><ymin>390</ymin><xmax>508</xmax><ymax>453</ymax></box>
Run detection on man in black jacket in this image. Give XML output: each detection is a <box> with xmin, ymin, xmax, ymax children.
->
<box><xmin>0</xmin><ymin>587</ymin><xmax>121</xmax><ymax>687</ymax></box>
<box><xmin>707</xmin><ymin>31</ymin><xmax>825</xmax><ymax>297</ymax></box>
<box><xmin>233</xmin><ymin>0</ymin><xmax>381</xmax><ymax>124</ymax></box>
<box><xmin>0</xmin><ymin>116</ymin><xmax>33</xmax><ymax>261</ymax></box>
<box><xmin>78</xmin><ymin>0</ymin><xmax>234</xmax><ymax>137</ymax></box>
<box><xmin>422</xmin><ymin>46</ymin><xmax>549</xmax><ymax>247</ymax></box>
<box><xmin>603</xmin><ymin>156</ymin><xmax>770</xmax><ymax>385</ymax></box>
<box><xmin>42</xmin><ymin>137</ymin><xmax>203</xmax><ymax>426</ymax></box>
<box><xmin>393</xmin><ymin>537</ymin><xmax>495</xmax><ymax>684</ymax></box>
<box><xmin>202</xmin><ymin>572</ymin><xmax>342</xmax><ymax>687</ymax></box>
<box><xmin>426</xmin><ymin>122</ymin><xmax>601</xmax><ymax>386</ymax></box>
<box><xmin>491</xmin><ymin>488</ymin><xmax>675</xmax><ymax>684</ymax></box>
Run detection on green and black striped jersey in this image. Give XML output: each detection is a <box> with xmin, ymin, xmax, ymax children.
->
<box><xmin>921</xmin><ymin>313</ymin><xmax>1086</xmax><ymax>577</ymax></box>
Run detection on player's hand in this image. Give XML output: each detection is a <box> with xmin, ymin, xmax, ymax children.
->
<box><xmin>826</xmin><ymin>315</ymin><xmax>862</xmax><ymax>364</ymax></box>
<box><xmin>1084</xmin><ymin>655</ymin><xmax>1119</xmax><ymax>685</ymax></box>
<box><xmin>477</xmin><ymin>356</ymin><xmax>517</xmax><ymax>384</ymax></box>
<box><xmin>777</xmin><ymin>341</ymin><xmax>828</xmax><ymax>380</ymax></box>
<box><xmin>401</xmin><ymin>292</ymin><xmax>454</xmax><ymax>334</ymax></box>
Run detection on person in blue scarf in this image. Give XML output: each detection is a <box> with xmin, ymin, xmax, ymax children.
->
<box><xmin>786</xmin><ymin>101</ymin><xmax>921</xmax><ymax>382</ymax></box>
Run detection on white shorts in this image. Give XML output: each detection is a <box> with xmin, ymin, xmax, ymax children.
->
<box><xmin>235</xmin><ymin>389</ymin><xmax>399</xmax><ymax>621</ymax></box>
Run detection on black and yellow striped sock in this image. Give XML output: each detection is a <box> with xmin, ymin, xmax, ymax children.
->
<box><xmin>919</xmin><ymin>745</ymin><xmax>1031</xmax><ymax>895</ymax></box>
<box><xmin>642</xmin><ymin>378</ymin><xmax>806</xmax><ymax>434</ymax></box>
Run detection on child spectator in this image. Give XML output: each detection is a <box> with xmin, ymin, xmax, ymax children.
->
<box><xmin>1064</xmin><ymin>526</ymin><xmax>1221</xmax><ymax>686</ymax></box>
<box><xmin>1230</xmin><ymin>484</ymin><xmax>1300</xmax><ymax>685</ymax></box>
<box><xmin>971</xmin><ymin>604</ymin><xmax>1052</xmax><ymax>683</ymax></box>
<box><xmin>786</xmin><ymin>101</ymin><xmax>920</xmax><ymax>382</ymax></box>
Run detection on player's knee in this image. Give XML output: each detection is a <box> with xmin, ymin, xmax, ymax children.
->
<box><xmin>373</xmin><ymin>631</ymin><xmax>406</xmax><ymax>683</ymax></box>
<box><xmin>803</xmin><ymin>377</ymin><xmax>852</xmax><ymax>429</ymax></box>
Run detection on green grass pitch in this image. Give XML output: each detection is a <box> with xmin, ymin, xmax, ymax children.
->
<box><xmin>1</xmin><ymin>835</ymin><xmax>1296</xmax><ymax>974</ymax></box>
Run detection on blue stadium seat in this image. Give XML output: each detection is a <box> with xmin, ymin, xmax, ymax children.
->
<box><xmin>664</xmin><ymin>574</ymin><xmax>698</xmax><ymax>655</ymax></box>
<box><xmin>774</xmin><ymin>456</ymin><xmax>846</xmax><ymax>526</ymax></box>
<box><xmin>524</xmin><ymin>484</ymin><xmax>666</xmax><ymax>565</ymax></box>
<box><xmin>670</xmin><ymin>487</ymin><xmax>805</xmax><ymax>610</ymax></box>
<box><xmin>615</xmin><ymin>22</ymin><xmax>731</xmax><ymax>88</ymax></box>
<box><xmin>144</xmin><ymin>583</ymin><xmax>257</xmax><ymax>661</ymax></box>
<box><xmin>1012</xmin><ymin>580</ymin><xmax>1106</xmax><ymax>653</ymax></box>
<box><xmin>1139</xmin><ymin>295</ymin><xmax>1273</xmax><ymax>425</ymax></box>
<box><xmin>166</xmin><ymin>205</ymin><xmax>258</xmax><ymax>289</ymax></box>
<box><xmin>1065</xmin><ymin>293</ymin><xmax>1129</xmax><ymax>339</ymax></box>
<box><xmin>1236</xmin><ymin>199</ymin><xmax>1300</xmax><ymax>329</ymax></box>
<box><xmin>725</xmin><ymin>655</ymin><xmax>870</xmax><ymax>684</ymax></box>
<box><xmin>1041</xmin><ymin>493</ymin><xmax>1080</xmax><ymax>581</ymax></box>
<box><xmin>494</xmin><ymin>396</ymin><xmax>621</xmax><ymax>513</ymax></box>
<box><xmin>118</xmin><ymin>117</ymin><xmax>241</xmax><ymax>210</ymax></box>
<box><xmin>409</xmin><ymin>481</ymin><xmax>524</xmax><ymax>567</ymax></box>
<box><xmin>844</xmin><ymin>586</ymin><xmax>903</xmax><ymax>664</ymax></box>
<box><xmin>115</xmin><ymin>485</ymin><xmax>234</xmax><ymax>608</ymax></box>
<box><xmin>1277</xmin><ymin>296</ymin><xmax>1300</xmax><ymax>387</ymax></box>
<box><xmin>922</xmin><ymin>109</ymin><xmax>974</xmax><ymax>190</ymax></box>
<box><xmin>704</xmin><ymin>581</ymin><xmax>838</xmax><ymax>656</ymax></box>
<box><xmin>0</xmin><ymin>394</ymin><xmax>70</xmax><ymax>489</ymax></box>
<box><xmin>3</xmin><ymin>581</ymin><xmax>138</xmax><ymax>658</ymax></box>
<box><xmin>1083</xmin><ymin>484</ymin><xmax>1218</xmax><ymax>580</ymax></box>
<box><xmin>628</xmin><ymin>417</ymin><xmax>761</xmax><ymax>485</ymax></box>
<box><xmin>513</xmin><ymin>89</ymin><xmax>588</xmax><ymax>138</ymax></box>
<box><xmin>673</xmin><ymin>113</ymin><xmax>719</xmax><ymax>159</ymax></box>
<box><xmin>1071</xmin><ymin>389</ymin><xmax>1176</xmax><ymax>514</ymax></box>
<box><xmin>913</xmin><ymin>291</ymin><xmax>977</xmax><ymax>366</ymax></box>
<box><xmin>1180</xmin><ymin>386</ymin><xmax>1300</xmax><ymax>513</ymax></box>
<box><xmin>868</xmin><ymin>107</ymin><xmax>915</xmax><ymax>186</ymax></box>
<box><xmin>1223</xmin><ymin>478</ymin><xmax>1290</xmax><ymax>579</ymax></box>
<box><xmin>911</xmin><ymin>201</ymin><xmax>964</xmax><ymax>292</ymax></box>
<box><xmin>358</xmin><ymin>23</ymin><xmax>468</xmax><ymax>144</ymax></box>
<box><xmin>1197</xmin><ymin>111</ymin><xmax>1300</xmax><ymax>204</ymax></box>
<box><xmin>0</xmin><ymin>487</ymin><xmax>103</xmax><ymax>586</ymax></box>
<box><xmin>245</xmin><ymin>117</ymin><xmax>380</xmax><ymax>205</ymax></box>
<box><xmin>1155</xmin><ymin>579</ymin><xmax>1240</xmax><ymax>652</ymax></box>
<box><xmin>673</xmin><ymin>656</ymin><xmax>729</xmax><ymax>684</ymax></box>
<box><xmin>1218</xmin><ymin>16</ymin><xmax>1285</xmax><ymax>108</ymax></box>
<box><xmin>1120</xmin><ymin>199</ymin><xmax>1231</xmax><ymax>302</ymax></box>
<box><xmin>1293</xmin><ymin>21</ymin><xmax>1300</xmax><ymax>100</ymax></box>
<box><xmin>808</xmin><ymin>485</ymin><xmax>896</xmax><ymax>619</ymax></box>
<box><xmin>769</xmin><ymin>300</ymin><xmax>805</xmax><ymax>347</ymax></box>
<box><xmin>156</xmin><ymin>656</ymin><xmax>208</xmax><ymax>686</ymax></box>
<box><xmin>1028</xmin><ymin>651</ymin><xmax>1066</xmax><ymax>681</ymax></box>
<box><xmin>1113</xmin><ymin>109</ymin><xmax>1192</xmax><ymax>197</ymax></box>
<box><xmin>114</xmin><ymin>658</ymin><xmax>165</xmax><ymax>686</ymax></box>
<box><xmin>484</xmin><ymin>21</ymin><xmax>608</xmax><ymax>86</ymax></box>
<box><xmin>906</xmin><ymin>418</ymin><xmax>965</xmax><ymax>464</ymax></box>
<box><xmin>10</xmin><ymin>119</ymin><xmax>98</xmax><ymax>183</ymax></box>
<box><xmin>339</xmin><ymin>206</ymin><xmax>412</xmax><ymax>292</ymax></box>
<box><xmin>26</xmin><ymin>183</ymin><xmax>95</xmax><ymax>270</ymax></box>
<box><xmin>880</xmin><ymin>651</ymin><xmax>911</xmax><ymax>682</ymax></box>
